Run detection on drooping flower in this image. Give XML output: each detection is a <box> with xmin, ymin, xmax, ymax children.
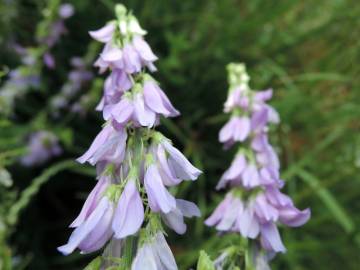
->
<box><xmin>131</xmin><ymin>231</ymin><xmax>178</xmax><ymax>270</ymax></box>
<box><xmin>77</xmin><ymin>123</ymin><xmax>127</xmax><ymax>165</ymax></box>
<box><xmin>58</xmin><ymin>197</ymin><xmax>114</xmax><ymax>255</ymax></box>
<box><xmin>112</xmin><ymin>180</ymin><xmax>144</xmax><ymax>239</ymax></box>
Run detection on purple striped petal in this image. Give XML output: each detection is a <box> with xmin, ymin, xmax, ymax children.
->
<box><xmin>144</xmin><ymin>164</ymin><xmax>176</xmax><ymax>213</ymax></box>
<box><xmin>70</xmin><ymin>176</ymin><xmax>110</xmax><ymax>228</ymax></box>
<box><xmin>237</xmin><ymin>206</ymin><xmax>260</xmax><ymax>239</ymax></box>
<box><xmin>57</xmin><ymin>197</ymin><xmax>110</xmax><ymax>255</ymax></box>
<box><xmin>134</xmin><ymin>93</ymin><xmax>156</xmax><ymax>127</ymax></box>
<box><xmin>260</xmin><ymin>223</ymin><xmax>286</xmax><ymax>253</ymax></box>
<box><xmin>162</xmin><ymin>140</ymin><xmax>202</xmax><ymax>181</ymax></box>
<box><xmin>132</xmin><ymin>36</ymin><xmax>158</xmax><ymax>62</ymax></box>
<box><xmin>112</xmin><ymin>180</ymin><xmax>144</xmax><ymax>238</ymax></box>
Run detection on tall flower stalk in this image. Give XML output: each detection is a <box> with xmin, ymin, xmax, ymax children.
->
<box><xmin>205</xmin><ymin>63</ymin><xmax>310</xmax><ymax>269</ymax></box>
<box><xmin>58</xmin><ymin>5</ymin><xmax>201</xmax><ymax>269</ymax></box>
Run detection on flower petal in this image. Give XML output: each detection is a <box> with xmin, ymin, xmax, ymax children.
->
<box><xmin>89</xmin><ymin>23</ymin><xmax>115</xmax><ymax>43</ymax></box>
<box><xmin>144</xmin><ymin>164</ymin><xmax>176</xmax><ymax>213</ymax></box>
<box><xmin>112</xmin><ymin>180</ymin><xmax>144</xmax><ymax>239</ymax></box>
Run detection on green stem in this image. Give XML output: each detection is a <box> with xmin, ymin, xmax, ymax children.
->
<box><xmin>123</xmin><ymin>236</ymin><xmax>134</xmax><ymax>269</ymax></box>
<box><xmin>244</xmin><ymin>240</ymin><xmax>255</xmax><ymax>270</ymax></box>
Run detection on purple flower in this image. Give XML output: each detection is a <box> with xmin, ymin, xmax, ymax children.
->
<box><xmin>216</xmin><ymin>154</ymin><xmax>246</xmax><ymax>189</ymax></box>
<box><xmin>161</xmin><ymin>199</ymin><xmax>201</xmax><ymax>234</ymax></box>
<box><xmin>58</xmin><ymin>197</ymin><xmax>114</xmax><ymax>255</ymax></box>
<box><xmin>219</xmin><ymin>116</ymin><xmax>251</xmax><ymax>146</ymax></box>
<box><xmin>21</xmin><ymin>131</ymin><xmax>62</xmax><ymax>166</ymax></box>
<box><xmin>70</xmin><ymin>175</ymin><xmax>111</xmax><ymax>228</ymax></box>
<box><xmin>143</xmin><ymin>80</ymin><xmax>179</xmax><ymax>117</ymax></box>
<box><xmin>59</xmin><ymin>5</ymin><xmax>202</xmax><ymax>262</ymax></box>
<box><xmin>160</xmin><ymin>139</ymin><xmax>202</xmax><ymax>181</ymax></box>
<box><xmin>89</xmin><ymin>23</ymin><xmax>116</xmax><ymax>43</ymax></box>
<box><xmin>91</xmin><ymin>23</ymin><xmax>157</xmax><ymax>75</ymax></box>
<box><xmin>205</xmin><ymin>190</ymin><xmax>310</xmax><ymax>253</ymax></box>
<box><xmin>132</xmin><ymin>231</ymin><xmax>177</xmax><ymax>270</ymax></box>
<box><xmin>112</xmin><ymin>180</ymin><xmax>144</xmax><ymax>239</ymax></box>
<box><xmin>144</xmin><ymin>164</ymin><xmax>176</xmax><ymax>213</ymax></box>
<box><xmin>103</xmin><ymin>80</ymin><xmax>179</xmax><ymax>127</ymax></box>
<box><xmin>77</xmin><ymin>123</ymin><xmax>127</xmax><ymax>165</ymax></box>
<box><xmin>224</xmin><ymin>85</ymin><xmax>248</xmax><ymax>112</ymax></box>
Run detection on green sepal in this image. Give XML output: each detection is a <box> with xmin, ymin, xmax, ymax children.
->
<box><xmin>197</xmin><ymin>250</ymin><xmax>216</xmax><ymax>270</ymax></box>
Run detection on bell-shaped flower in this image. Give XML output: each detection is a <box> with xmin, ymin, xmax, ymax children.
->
<box><xmin>236</xmin><ymin>203</ymin><xmax>260</xmax><ymax>239</ymax></box>
<box><xmin>57</xmin><ymin>197</ymin><xmax>114</xmax><ymax>255</ymax></box>
<box><xmin>91</xmin><ymin>21</ymin><xmax>157</xmax><ymax>75</ymax></box>
<box><xmin>104</xmin><ymin>81</ymin><xmax>178</xmax><ymax>128</ymax></box>
<box><xmin>160</xmin><ymin>139</ymin><xmax>202</xmax><ymax>181</ymax></box>
<box><xmin>224</xmin><ymin>85</ymin><xmax>248</xmax><ymax>112</ymax></box>
<box><xmin>144</xmin><ymin>164</ymin><xmax>176</xmax><ymax>213</ymax></box>
<box><xmin>152</xmin><ymin>143</ymin><xmax>182</xmax><ymax>186</ymax></box>
<box><xmin>217</xmin><ymin>154</ymin><xmax>247</xmax><ymax>189</ymax></box>
<box><xmin>77</xmin><ymin>123</ymin><xmax>127</xmax><ymax>165</ymax></box>
<box><xmin>89</xmin><ymin>22</ymin><xmax>116</xmax><ymax>43</ymax></box>
<box><xmin>132</xmin><ymin>232</ymin><xmax>178</xmax><ymax>270</ymax></box>
<box><xmin>143</xmin><ymin>80</ymin><xmax>179</xmax><ymax>117</ymax></box>
<box><xmin>161</xmin><ymin>199</ymin><xmax>201</xmax><ymax>234</ymax></box>
<box><xmin>219</xmin><ymin>116</ymin><xmax>251</xmax><ymax>146</ymax></box>
<box><xmin>112</xmin><ymin>180</ymin><xmax>144</xmax><ymax>239</ymax></box>
<box><xmin>260</xmin><ymin>223</ymin><xmax>286</xmax><ymax>253</ymax></box>
<box><xmin>70</xmin><ymin>175</ymin><xmax>111</xmax><ymax>228</ymax></box>
<box><xmin>265</xmin><ymin>187</ymin><xmax>310</xmax><ymax>227</ymax></box>
<box><xmin>205</xmin><ymin>193</ymin><xmax>233</xmax><ymax>227</ymax></box>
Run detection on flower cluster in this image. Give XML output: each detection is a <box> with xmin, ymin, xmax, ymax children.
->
<box><xmin>58</xmin><ymin>5</ymin><xmax>201</xmax><ymax>269</ymax></box>
<box><xmin>206</xmin><ymin>64</ymin><xmax>310</xmax><ymax>255</ymax></box>
<box><xmin>20</xmin><ymin>131</ymin><xmax>62</xmax><ymax>167</ymax></box>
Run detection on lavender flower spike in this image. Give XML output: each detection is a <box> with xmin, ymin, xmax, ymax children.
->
<box><xmin>59</xmin><ymin>5</ymin><xmax>201</xmax><ymax>268</ymax></box>
<box><xmin>206</xmin><ymin>63</ymin><xmax>310</xmax><ymax>264</ymax></box>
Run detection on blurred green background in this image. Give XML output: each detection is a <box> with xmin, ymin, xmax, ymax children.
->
<box><xmin>0</xmin><ymin>0</ymin><xmax>359</xmax><ymax>269</ymax></box>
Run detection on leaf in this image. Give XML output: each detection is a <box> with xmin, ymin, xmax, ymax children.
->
<box><xmin>296</xmin><ymin>169</ymin><xmax>355</xmax><ymax>233</ymax></box>
<box><xmin>84</xmin><ymin>257</ymin><xmax>102</xmax><ymax>270</ymax></box>
<box><xmin>197</xmin><ymin>250</ymin><xmax>216</xmax><ymax>270</ymax></box>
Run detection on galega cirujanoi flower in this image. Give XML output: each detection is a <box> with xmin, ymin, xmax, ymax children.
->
<box><xmin>206</xmin><ymin>63</ymin><xmax>310</xmax><ymax>259</ymax></box>
<box><xmin>59</xmin><ymin>5</ymin><xmax>202</xmax><ymax>269</ymax></box>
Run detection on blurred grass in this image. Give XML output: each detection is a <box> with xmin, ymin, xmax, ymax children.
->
<box><xmin>0</xmin><ymin>0</ymin><xmax>359</xmax><ymax>269</ymax></box>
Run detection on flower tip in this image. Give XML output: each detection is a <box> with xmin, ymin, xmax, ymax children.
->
<box><xmin>57</xmin><ymin>244</ymin><xmax>73</xmax><ymax>256</ymax></box>
<box><xmin>76</xmin><ymin>156</ymin><xmax>86</xmax><ymax>164</ymax></box>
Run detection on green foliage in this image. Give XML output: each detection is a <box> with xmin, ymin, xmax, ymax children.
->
<box><xmin>0</xmin><ymin>0</ymin><xmax>359</xmax><ymax>269</ymax></box>
<box><xmin>197</xmin><ymin>251</ymin><xmax>215</xmax><ymax>270</ymax></box>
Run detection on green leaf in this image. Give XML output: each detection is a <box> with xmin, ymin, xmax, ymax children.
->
<box><xmin>84</xmin><ymin>256</ymin><xmax>102</xmax><ymax>270</ymax></box>
<box><xmin>197</xmin><ymin>250</ymin><xmax>215</xmax><ymax>270</ymax></box>
<box><xmin>296</xmin><ymin>169</ymin><xmax>355</xmax><ymax>233</ymax></box>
